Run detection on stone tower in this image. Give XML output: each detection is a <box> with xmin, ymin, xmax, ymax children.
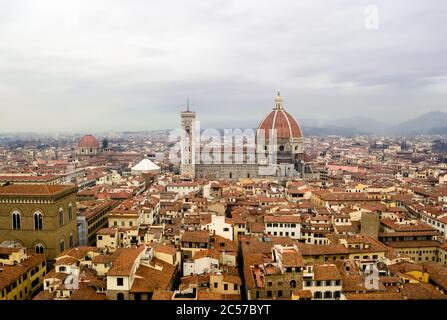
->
<box><xmin>360</xmin><ymin>211</ymin><xmax>380</xmax><ymax>240</ymax></box>
<box><xmin>180</xmin><ymin>100</ymin><xmax>196</xmax><ymax>177</ymax></box>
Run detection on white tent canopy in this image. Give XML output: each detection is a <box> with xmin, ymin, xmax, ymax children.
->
<box><xmin>131</xmin><ymin>158</ymin><xmax>160</xmax><ymax>174</ymax></box>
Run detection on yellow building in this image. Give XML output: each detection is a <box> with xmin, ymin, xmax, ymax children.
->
<box><xmin>385</xmin><ymin>241</ymin><xmax>440</xmax><ymax>264</ymax></box>
<box><xmin>96</xmin><ymin>227</ymin><xmax>119</xmax><ymax>250</ymax></box>
<box><xmin>439</xmin><ymin>244</ymin><xmax>447</xmax><ymax>265</ymax></box>
<box><xmin>0</xmin><ymin>242</ymin><xmax>46</xmax><ymax>300</ymax></box>
<box><xmin>153</xmin><ymin>244</ymin><xmax>179</xmax><ymax>267</ymax></box>
<box><xmin>210</xmin><ymin>272</ymin><xmax>241</xmax><ymax>296</ymax></box>
<box><xmin>108</xmin><ymin>209</ymin><xmax>140</xmax><ymax>229</ymax></box>
<box><xmin>388</xmin><ymin>262</ymin><xmax>430</xmax><ymax>284</ymax></box>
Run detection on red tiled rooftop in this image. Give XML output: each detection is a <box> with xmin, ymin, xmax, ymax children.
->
<box><xmin>0</xmin><ymin>184</ymin><xmax>77</xmax><ymax>196</ymax></box>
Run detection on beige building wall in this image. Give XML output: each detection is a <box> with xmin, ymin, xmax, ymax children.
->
<box><xmin>395</xmin><ymin>246</ymin><xmax>439</xmax><ymax>263</ymax></box>
<box><xmin>0</xmin><ymin>191</ymin><xmax>78</xmax><ymax>260</ymax></box>
<box><xmin>210</xmin><ymin>274</ymin><xmax>240</xmax><ymax>295</ymax></box>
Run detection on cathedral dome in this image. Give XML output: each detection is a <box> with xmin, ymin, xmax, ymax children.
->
<box><xmin>78</xmin><ymin>134</ymin><xmax>100</xmax><ymax>149</ymax></box>
<box><xmin>257</xmin><ymin>91</ymin><xmax>302</xmax><ymax>140</ymax></box>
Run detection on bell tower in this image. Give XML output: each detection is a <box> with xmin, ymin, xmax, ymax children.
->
<box><xmin>180</xmin><ymin>99</ymin><xmax>196</xmax><ymax>177</ymax></box>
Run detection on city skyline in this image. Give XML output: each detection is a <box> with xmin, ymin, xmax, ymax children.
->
<box><xmin>0</xmin><ymin>0</ymin><xmax>446</xmax><ymax>133</ymax></box>
<box><xmin>2</xmin><ymin>0</ymin><xmax>447</xmax><ymax>308</ymax></box>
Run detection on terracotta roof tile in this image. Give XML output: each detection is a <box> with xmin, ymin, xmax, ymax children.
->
<box><xmin>0</xmin><ymin>184</ymin><xmax>77</xmax><ymax>196</ymax></box>
<box><xmin>130</xmin><ymin>258</ymin><xmax>175</xmax><ymax>293</ymax></box>
<box><xmin>107</xmin><ymin>246</ymin><xmax>145</xmax><ymax>276</ymax></box>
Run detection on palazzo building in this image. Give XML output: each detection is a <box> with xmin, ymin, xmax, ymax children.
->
<box><xmin>0</xmin><ymin>184</ymin><xmax>78</xmax><ymax>260</ymax></box>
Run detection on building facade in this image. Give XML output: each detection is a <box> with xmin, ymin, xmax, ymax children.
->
<box><xmin>0</xmin><ymin>242</ymin><xmax>46</xmax><ymax>300</ymax></box>
<box><xmin>180</xmin><ymin>92</ymin><xmax>316</xmax><ymax>180</ymax></box>
<box><xmin>0</xmin><ymin>184</ymin><xmax>79</xmax><ymax>260</ymax></box>
<box><xmin>77</xmin><ymin>200</ymin><xmax>119</xmax><ymax>246</ymax></box>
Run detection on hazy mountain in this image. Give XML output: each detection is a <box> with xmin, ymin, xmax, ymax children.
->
<box><xmin>428</xmin><ymin>127</ymin><xmax>447</xmax><ymax>135</ymax></box>
<box><xmin>303</xmin><ymin>112</ymin><xmax>447</xmax><ymax>136</ymax></box>
<box><xmin>195</xmin><ymin>111</ymin><xmax>447</xmax><ymax>136</ymax></box>
<box><xmin>392</xmin><ymin>111</ymin><xmax>447</xmax><ymax>135</ymax></box>
<box><xmin>301</xmin><ymin>117</ymin><xmax>391</xmax><ymax>135</ymax></box>
<box><xmin>301</xmin><ymin>126</ymin><xmax>362</xmax><ymax>137</ymax></box>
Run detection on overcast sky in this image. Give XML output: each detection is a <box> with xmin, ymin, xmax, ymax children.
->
<box><xmin>0</xmin><ymin>0</ymin><xmax>446</xmax><ymax>133</ymax></box>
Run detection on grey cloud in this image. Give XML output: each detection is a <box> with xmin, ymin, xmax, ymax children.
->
<box><xmin>0</xmin><ymin>0</ymin><xmax>446</xmax><ymax>133</ymax></box>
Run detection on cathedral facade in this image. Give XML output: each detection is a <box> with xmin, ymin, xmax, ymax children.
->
<box><xmin>180</xmin><ymin>92</ymin><xmax>315</xmax><ymax>180</ymax></box>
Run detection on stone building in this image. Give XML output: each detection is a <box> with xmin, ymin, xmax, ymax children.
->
<box><xmin>76</xmin><ymin>133</ymin><xmax>144</xmax><ymax>164</ymax></box>
<box><xmin>180</xmin><ymin>91</ymin><xmax>316</xmax><ymax>180</ymax></box>
<box><xmin>78</xmin><ymin>134</ymin><xmax>101</xmax><ymax>156</ymax></box>
<box><xmin>360</xmin><ymin>212</ymin><xmax>380</xmax><ymax>240</ymax></box>
<box><xmin>77</xmin><ymin>199</ymin><xmax>119</xmax><ymax>246</ymax></box>
<box><xmin>243</xmin><ymin>244</ymin><xmax>305</xmax><ymax>300</ymax></box>
<box><xmin>0</xmin><ymin>184</ymin><xmax>78</xmax><ymax>260</ymax></box>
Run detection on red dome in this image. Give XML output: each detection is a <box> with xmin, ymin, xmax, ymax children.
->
<box><xmin>257</xmin><ymin>92</ymin><xmax>302</xmax><ymax>140</ymax></box>
<box><xmin>78</xmin><ymin>134</ymin><xmax>100</xmax><ymax>149</ymax></box>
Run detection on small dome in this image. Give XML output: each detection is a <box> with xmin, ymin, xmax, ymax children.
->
<box><xmin>131</xmin><ymin>159</ymin><xmax>160</xmax><ymax>172</ymax></box>
<box><xmin>257</xmin><ymin>91</ymin><xmax>302</xmax><ymax>140</ymax></box>
<box><xmin>78</xmin><ymin>134</ymin><xmax>100</xmax><ymax>149</ymax></box>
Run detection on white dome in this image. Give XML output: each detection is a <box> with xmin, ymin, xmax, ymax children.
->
<box><xmin>131</xmin><ymin>159</ymin><xmax>160</xmax><ymax>173</ymax></box>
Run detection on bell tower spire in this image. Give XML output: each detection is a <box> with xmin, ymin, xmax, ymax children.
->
<box><xmin>180</xmin><ymin>100</ymin><xmax>196</xmax><ymax>178</ymax></box>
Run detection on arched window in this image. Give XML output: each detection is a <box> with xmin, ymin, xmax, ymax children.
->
<box><xmin>34</xmin><ymin>211</ymin><xmax>43</xmax><ymax>230</ymax></box>
<box><xmin>69</xmin><ymin>233</ymin><xmax>74</xmax><ymax>248</ymax></box>
<box><xmin>314</xmin><ymin>291</ymin><xmax>322</xmax><ymax>299</ymax></box>
<box><xmin>12</xmin><ymin>211</ymin><xmax>21</xmax><ymax>230</ymax></box>
<box><xmin>117</xmin><ymin>293</ymin><xmax>124</xmax><ymax>300</ymax></box>
<box><xmin>59</xmin><ymin>208</ymin><xmax>64</xmax><ymax>227</ymax></box>
<box><xmin>35</xmin><ymin>243</ymin><xmax>44</xmax><ymax>254</ymax></box>
<box><xmin>68</xmin><ymin>204</ymin><xmax>73</xmax><ymax>221</ymax></box>
<box><xmin>229</xmin><ymin>172</ymin><xmax>232</xmax><ymax>179</ymax></box>
<box><xmin>290</xmin><ymin>280</ymin><xmax>296</xmax><ymax>288</ymax></box>
<box><xmin>324</xmin><ymin>291</ymin><xmax>332</xmax><ymax>299</ymax></box>
<box><xmin>60</xmin><ymin>239</ymin><xmax>65</xmax><ymax>253</ymax></box>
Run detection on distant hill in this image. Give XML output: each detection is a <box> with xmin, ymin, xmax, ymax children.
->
<box><xmin>197</xmin><ymin>111</ymin><xmax>447</xmax><ymax>136</ymax></box>
<box><xmin>303</xmin><ymin>112</ymin><xmax>447</xmax><ymax>136</ymax></box>
<box><xmin>301</xmin><ymin>117</ymin><xmax>391</xmax><ymax>135</ymax></box>
<box><xmin>428</xmin><ymin>127</ymin><xmax>447</xmax><ymax>135</ymax></box>
<box><xmin>392</xmin><ymin>111</ymin><xmax>447</xmax><ymax>135</ymax></box>
<box><xmin>301</xmin><ymin>126</ymin><xmax>361</xmax><ymax>137</ymax></box>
